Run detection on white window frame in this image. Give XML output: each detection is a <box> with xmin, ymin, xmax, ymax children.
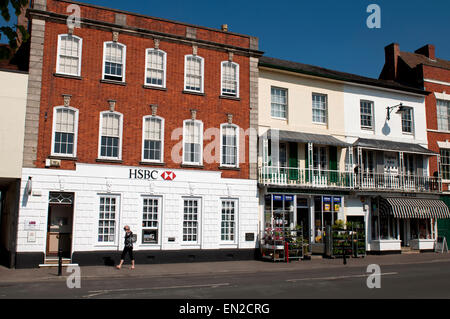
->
<box><xmin>98</xmin><ymin>111</ymin><xmax>124</xmax><ymax>160</ymax></box>
<box><xmin>182</xmin><ymin>197</ymin><xmax>201</xmax><ymax>245</ymax></box>
<box><xmin>144</xmin><ymin>48</ymin><xmax>167</xmax><ymax>88</ymax></box>
<box><xmin>141</xmin><ymin>195</ymin><xmax>162</xmax><ymax>246</ymax></box>
<box><xmin>312</xmin><ymin>93</ymin><xmax>328</xmax><ymax>125</ymax></box>
<box><xmin>220</xmin><ymin>61</ymin><xmax>239</xmax><ymax>97</ymax></box>
<box><xmin>182</xmin><ymin>119</ymin><xmax>204</xmax><ymax>166</ymax></box>
<box><xmin>271</xmin><ymin>86</ymin><xmax>288</xmax><ymax>120</ymax></box>
<box><xmin>437</xmin><ymin>99</ymin><xmax>450</xmax><ymax>132</ymax></box>
<box><xmin>220</xmin><ymin>123</ymin><xmax>239</xmax><ymax>168</ymax></box>
<box><xmin>360</xmin><ymin>100</ymin><xmax>375</xmax><ymax>130</ymax></box>
<box><xmin>401</xmin><ymin>107</ymin><xmax>414</xmax><ymax>134</ymax></box>
<box><xmin>141</xmin><ymin>115</ymin><xmax>165</xmax><ymax>163</ymax></box>
<box><xmin>97</xmin><ymin>194</ymin><xmax>120</xmax><ymax>246</ymax></box>
<box><xmin>220</xmin><ymin>198</ymin><xmax>238</xmax><ymax>244</ymax></box>
<box><xmin>102</xmin><ymin>41</ymin><xmax>127</xmax><ymax>82</ymax></box>
<box><xmin>51</xmin><ymin>106</ymin><xmax>79</xmax><ymax>158</ymax></box>
<box><xmin>184</xmin><ymin>55</ymin><xmax>204</xmax><ymax>93</ymax></box>
<box><xmin>56</xmin><ymin>34</ymin><xmax>82</xmax><ymax>76</ymax></box>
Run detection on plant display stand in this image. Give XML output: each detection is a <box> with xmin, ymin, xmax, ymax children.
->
<box><xmin>329</xmin><ymin>223</ymin><xmax>366</xmax><ymax>258</ymax></box>
<box><xmin>261</xmin><ymin>239</ymin><xmax>286</xmax><ymax>262</ymax></box>
<box><xmin>285</xmin><ymin>229</ymin><xmax>304</xmax><ymax>262</ymax></box>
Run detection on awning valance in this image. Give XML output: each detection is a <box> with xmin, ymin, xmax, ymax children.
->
<box><xmin>379</xmin><ymin>197</ymin><xmax>450</xmax><ymax>219</ymax></box>
<box><xmin>354</xmin><ymin>138</ymin><xmax>437</xmax><ymax>156</ymax></box>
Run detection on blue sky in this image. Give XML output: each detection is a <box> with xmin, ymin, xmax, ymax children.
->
<box><xmin>2</xmin><ymin>0</ymin><xmax>450</xmax><ymax>78</ymax></box>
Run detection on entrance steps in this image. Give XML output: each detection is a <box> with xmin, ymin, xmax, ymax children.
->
<box><xmin>401</xmin><ymin>247</ymin><xmax>420</xmax><ymax>255</ymax></box>
<box><xmin>39</xmin><ymin>258</ymin><xmax>78</xmax><ymax>268</ymax></box>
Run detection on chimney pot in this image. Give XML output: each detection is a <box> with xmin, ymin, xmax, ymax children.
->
<box><xmin>222</xmin><ymin>24</ymin><xmax>228</xmax><ymax>32</ymax></box>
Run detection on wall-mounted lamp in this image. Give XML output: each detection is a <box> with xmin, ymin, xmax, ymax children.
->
<box><xmin>386</xmin><ymin>103</ymin><xmax>406</xmax><ymax>121</ymax></box>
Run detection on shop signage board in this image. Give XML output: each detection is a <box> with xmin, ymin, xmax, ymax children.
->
<box><xmin>323</xmin><ymin>196</ymin><xmax>332</xmax><ymax>212</ymax></box>
<box><xmin>24</xmin><ymin>219</ymin><xmax>39</xmax><ymax>231</ymax></box>
<box><xmin>435</xmin><ymin>237</ymin><xmax>448</xmax><ymax>253</ymax></box>
<box><xmin>333</xmin><ymin>197</ymin><xmax>342</xmax><ymax>212</ymax></box>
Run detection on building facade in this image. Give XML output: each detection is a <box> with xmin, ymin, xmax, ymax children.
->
<box><xmin>16</xmin><ymin>0</ymin><xmax>262</xmax><ymax>268</ymax></box>
<box><xmin>0</xmin><ymin>67</ymin><xmax>29</xmax><ymax>268</ymax></box>
<box><xmin>257</xmin><ymin>56</ymin><xmax>450</xmax><ymax>255</ymax></box>
<box><xmin>380</xmin><ymin>43</ymin><xmax>450</xmax><ymax>244</ymax></box>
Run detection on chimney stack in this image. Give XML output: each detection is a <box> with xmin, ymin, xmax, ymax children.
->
<box><xmin>381</xmin><ymin>43</ymin><xmax>400</xmax><ymax>81</ymax></box>
<box><xmin>415</xmin><ymin>44</ymin><xmax>436</xmax><ymax>60</ymax></box>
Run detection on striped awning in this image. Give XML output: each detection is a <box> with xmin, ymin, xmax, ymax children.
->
<box><xmin>379</xmin><ymin>197</ymin><xmax>450</xmax><ymax>219</ymax></box>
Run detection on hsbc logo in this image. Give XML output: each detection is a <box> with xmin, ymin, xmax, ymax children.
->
<box><xmin>129</xmin><ymin>169</ymin><xmax>176</xmax><ymax>181</ymax></box>
<box><xmin>161</xmin><ymin>171</ymin><xmax>176</xmax><ymax>181</ymax></box>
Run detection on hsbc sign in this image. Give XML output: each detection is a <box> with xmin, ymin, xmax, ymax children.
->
<box><xmin>129</xmin><ymin>169</ymin><xmax>176</xmax><ymax>181</ymax></box>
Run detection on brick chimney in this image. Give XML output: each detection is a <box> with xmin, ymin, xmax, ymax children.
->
<box><xmin>415</xmin><ymin>44</ymin><xmax>436</xmax><ymax>60</ymax></box>
<box><xmin>380</xmin><ymin>43</ymin><xmax>400</xmax><ymax>81</ymax></box>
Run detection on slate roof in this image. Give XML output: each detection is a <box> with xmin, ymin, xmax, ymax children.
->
<box><xmin>259</xmin><ymin>56</ymin><xmax>429</xmax><ymax>96</ymax></box>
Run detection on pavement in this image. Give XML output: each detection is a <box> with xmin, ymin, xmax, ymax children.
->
<box><xmin>1</xmin><ymin>252</ymin><xmax>449</xmax><ymax>284</ymax></box>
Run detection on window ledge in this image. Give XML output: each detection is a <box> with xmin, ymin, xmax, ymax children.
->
<box><xmin>96</xmin><ymin>158</ymin><xmax>124</xmax><ymax>164</ymax></box>
<box><xmin>219</xmin><ymin>166</ymin><xmax>241</xmax><ymax>171</ymax></box>
<box><xmin>181</xmin><ymin>164</ymin><xmax>205</xmax><ymax>169</ymax></box>
<box><xmin>53</xmin><ymin>73</ymin><xmax>82</xmax><ymax>80</ymax></box>
<box><xmin>48</xmin><ymin>156</ymin><xmax>78</xmax><ymax>161</ymax></box>
<box><xmin>220</xmin><ymin>95</ymin><xmax>240</xmax><ymax>101</ymax></box>
<box><xmin>139</xmin><ymin>161</ymin><xmax>166</xmax><ymax>166</ymax></box>
<box><xmin>100</xmin><ymin>79</ymin><xmax>127</xmax><ymax>86</ymax></box>
<box><xmin>143</xmin><ymin>85</ymin><xmax>167</xmax><ymax>91</ymax></box>
<box><xmin>182</xmin><ymin>90</ymin><xmax>205</xmax><ymax>97</ymax></box>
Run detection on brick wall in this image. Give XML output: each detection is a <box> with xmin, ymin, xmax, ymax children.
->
<box><xmin>28</xmin><ymin>0</ymin><xmax>261</xmax><ymax>180</ymax></box>
<box><xmin>422</xmin><ymin>65</ymin><xmax>450</xmax><ymax>191</ymax></box>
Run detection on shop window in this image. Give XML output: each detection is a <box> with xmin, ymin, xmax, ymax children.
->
<box><xmin>98</xmin><ymin>195</ymin><xmax>118</xmax><ymax>243</ymax></box>
<box><xmin>221</xmin><ymin>61</ymin><xmax>239</xmax><ymax>97</ymax></box>
<box><xmin>183</xmin><ymin>198</ymin><xmax>200</xmax><ymax>243</ymax></box>
<box><xmin>410</xmin><ymin>219</ymin><xmax>432</xmax><ymax>240</ymax></box>
<box><xmin>221</xmin><ymin>199</ymin><xmax>237</xmax><ymax>242</ymax></box>
<box><xmin>145</xmin><ymin>49</ymin><xmax>166</xmax><ymax>87</ymax></box>
<box><xmin>56</xmin><ymin>34</ymin><xmax>82</xmax><ymax>76</ymax></box>
<box><xmin>142</xmin><ymin>197</ymin><xmax>160</xmax><ymax>244</ymax></box>
<box><xmin>142</xmin><ymin>116</ymin><xmax>164</xmax><ymax>163</ymax></box>
<box><xmin>103</xmin><ymin>42</ymin><xmax>126</xmax><ymax>82</ymax></box>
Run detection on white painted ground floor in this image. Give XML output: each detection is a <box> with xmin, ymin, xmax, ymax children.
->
<box><xmin>15</xmin><ymin>164</ymin><xmax>259</xmax><ymax>268</ymax></box>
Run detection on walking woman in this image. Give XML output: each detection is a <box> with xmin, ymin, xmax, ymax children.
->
<box><xmin>116</xmin><ymin>225</ymin><xmax>135</xmax><ymax>270</ymax></box>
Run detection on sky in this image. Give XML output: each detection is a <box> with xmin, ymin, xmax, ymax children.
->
<box><xmin>1</xmin><ymin>0</ymin><xmax>450</xmax><ymax>78</ymax></box>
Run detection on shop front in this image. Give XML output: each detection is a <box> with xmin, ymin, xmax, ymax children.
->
<box><xmin>368</xmin><ymin>196</ymin><xmax>450</xmax><ymax>253</ymax></box>
<box><xmin>262</xmin><ymin>192</ymin><xmax>346</xmax><ymax>255</ymax></box>
<box><xmin>15</xmin><ymin>164</ymin><xmax>259</xmax><ymax>268</ymax></box>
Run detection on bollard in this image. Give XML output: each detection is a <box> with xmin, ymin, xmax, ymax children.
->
<box><xmin>58</xmin><ymin>247</ymin><xmax>63</xmax><ymax>276</ymax></box>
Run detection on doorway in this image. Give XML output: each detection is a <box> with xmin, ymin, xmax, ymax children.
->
<box><xmin>399</xmin><ymin>219</ymin><xmax>409</xmax><ymax>247</ymax></box>
<box><xmin>46</xmin><ymin>193</ymin><xmax>74</xmax><ymax>258</ymax></box>
<box><xmin>296</xmin><ymin>197</ymin><xmax>309</xmax><ymax>241</ymax></box>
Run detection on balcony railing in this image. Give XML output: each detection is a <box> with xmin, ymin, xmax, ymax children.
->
<box><xmin>259</xmin><ymin>166</ymin><xmax>442</xmax><ymax>192</ymax></box>
<box><xmin>357</xmin><ymin>172</ymin><xmax>441</xmax><ymax>193</ymax></box>
<box><xmin>259</xmin><ymin>166</ymin><xmax>354</xmax><ymax>189</ymax></box>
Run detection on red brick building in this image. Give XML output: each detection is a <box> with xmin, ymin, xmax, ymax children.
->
<box><xmin>15</xmin><ymin>0</ymin><xmax>262</xmax><ymax>268</ymax></box>
<box><xmin>380</xmin><ymin>42</ymin><xmax>450</xmax><ymax>240</ymax></box>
